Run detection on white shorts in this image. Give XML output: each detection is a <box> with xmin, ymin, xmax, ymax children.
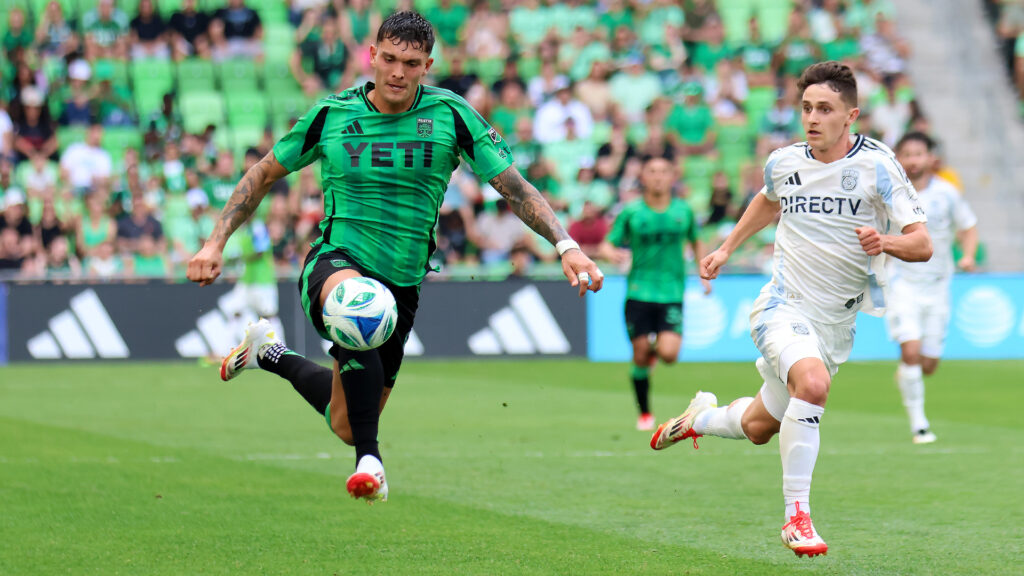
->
<box><xmin>885</xmin><ymin>278</ymin><xmax>950</xmax><ymax>358</ymax></box>
<box><xmin>230</xmin><ymin>282</ymin><xmax>279</xmax><ymax>318</ymax></box>
<box><xmin>749</xmin><ymin>289</ymin><xmax>856</xmax><ymax>421</ymax></box>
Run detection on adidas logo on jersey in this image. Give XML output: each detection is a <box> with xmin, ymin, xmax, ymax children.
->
<box><xmin>467</xmin><ymin>285</ymin><xmax>570</xmax><ymax>355</ymax></box>
<box><xmin>26</xmin><ymin>289</ymin><xmax>130</xmax><ymax>359</ymax></box>
<box><xmin>784</xmin><ymin>172</ymin><xmax>803</xmax><ymax>186</ymax></box>
<box><xmin>342</xmin><ymin>120</ymin><xmax>364</xmax><ymax>135</ymax></box>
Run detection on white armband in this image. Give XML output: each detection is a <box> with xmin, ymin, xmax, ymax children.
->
<box><xmin>555</xmin><ymin>239</ymin><xmax>580</xmax><ymax>256</ymax></box>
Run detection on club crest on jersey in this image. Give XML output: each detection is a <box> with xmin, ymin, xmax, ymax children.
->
<box><xmin>841</xmin><ymin>169</ymin><xmax>859</xmax><ymax>191</ymax></box>
<box><xmin>791</xmin><ymin>322</ymin><xmax>810</xmax><ymax>335</ymax></box>
<box><xmin>488</xmin><ymin>127</ymin><xmax>502</xmax><ymax>144</ymax></box>
<box><xmin>417</xmin><ymin>118</ymin><xmax>433</xmax><ymax>137</ymax></box>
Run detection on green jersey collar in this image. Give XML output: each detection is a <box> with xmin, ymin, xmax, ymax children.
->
<box><xmin>359</xmin><ymin>82</ymin><xmax>424</xmax><ymax>113</ymax></box>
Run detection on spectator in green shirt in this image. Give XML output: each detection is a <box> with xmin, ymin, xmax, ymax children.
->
<box><xmin>2</xmin><ymin>9</ymin><xmax>34</xmax><ymax>62</ymax></box>
<box><xmin>82</xmin><ymin>0</ymin><xmax>130</xmax><ymax>61</ymax></box>
<box><xmin>666</xmin><ymin>84</ymin><xmax>716</xmax><ymax>155</ymax></box>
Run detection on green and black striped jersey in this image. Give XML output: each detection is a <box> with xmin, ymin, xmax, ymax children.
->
<box><xmin>274</xmin><ymin>82</ymin><xmax>514</xmax><ymax>286</ymax></box>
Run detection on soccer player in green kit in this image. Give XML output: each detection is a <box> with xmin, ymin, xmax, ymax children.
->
<box><xmin>186</xmin><ymin>11</ymin><xmax>604</xmax><ymax>503</ymax></box>
<box><xmin>599</xmin><ymin>154</ymin><xmax>711</xmax><ymax>431</ymax></box>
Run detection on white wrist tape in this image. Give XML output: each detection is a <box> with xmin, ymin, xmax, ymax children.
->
<box><xmin>556</xmin><ymin>239</ymin><xmax>580</xmax><ymax>256</ymax></box>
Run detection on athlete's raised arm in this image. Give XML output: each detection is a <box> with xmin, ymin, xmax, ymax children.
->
<box><xmin>701</xmin><ymin>193</ymin><xmax>780</xmax><ymax>280</ymax></box>
<box><xmin>187</xmin><ymin>151</ymin><xmax>291</xmax><ymax>286</ymax></box>
<box><xmin>488</xmin><ymin>165</ymin><xmax>603</xmax><ymax>295</ymax></box>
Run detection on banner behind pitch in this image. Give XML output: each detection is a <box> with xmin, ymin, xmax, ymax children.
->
<box><xmin>3</xmin><ymin>280</ymin><xmax>586</xmax><ymax>362</ymax></box>
<box><xmin>587</xmin><ymin>274</ymin><xmax>1024</xmax><ymax>362</ymax></box>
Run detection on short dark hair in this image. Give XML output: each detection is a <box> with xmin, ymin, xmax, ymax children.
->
<box><xmin>376</xmin><ymin>11</ymin><xmax>435</xmax><ymax>54</ymax></box>
<box><xmin>797</xmin><ymin>61</ymin><xmax>858</xmax><ymax>108</ymax></box>
<box><xmin>640</xmin><ymin>151</ymin><xmax>676</xmax><ymax>166</ymax></box>
<box><xmin>896</xmin><ymin>131</ymin><xmax>935</xmax><ymax>153</ymax></box>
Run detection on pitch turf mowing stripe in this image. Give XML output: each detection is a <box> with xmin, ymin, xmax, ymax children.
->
<box><xmin>0</xmin><ymin>417</ymin><xmax>799</xmax><ymax>576</ymax></box>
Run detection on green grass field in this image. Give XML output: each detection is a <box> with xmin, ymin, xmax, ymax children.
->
<box><xmin>1</xmin><ymin>359</ymin><xmax>1022</xmax><ymax>575</ymax></box>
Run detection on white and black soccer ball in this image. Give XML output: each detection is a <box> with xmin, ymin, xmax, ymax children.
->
<box><xmin>322</xmin><ymin>277</ymin><xmax>398</xmax><ymax>351</ymax></box>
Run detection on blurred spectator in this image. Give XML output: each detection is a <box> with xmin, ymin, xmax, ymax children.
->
<box><xmin>559</xmin><ymin>159</ymin><xmax>614</xmax><ymax>216</ymax></box>
<box><xmin>43</xmin><ymin>235</ymin><xmax>80</xmax><ymax>277</ymax></box>
<box><xmin>203</xmin><ymin>150</ymin><xmax>238</xmax><ymax>209</ymax></box>
<box><xmin>574</xmin><ymin>61</ymin><xmax>615</xmax><ymax>122</ymax></box>
<box><xmin>809</xmin><ymin>0</ymin><xmax>843</xmax><ymax>45</ymax></box>
<box><xmin>60</xmin><ymin>123</ymin><xmax>112</xmax><ymax>195</ymax></box>
<box><xmin>543</xmin><ymin>117</ymin><xmax>597</xmax><ymax>187</ymax></box>
<box><xmin>489</xmin><ymin>80</ymin><xmax>530</xmax><ymax>139</ymax></box>
<box><xmin>704</xmin><ymin>58</ymin><xmax>748</xmax><ymax>121</ymax></box>
<box><xmin>568</xmin><ymin>200</ymin><xmax>610</xmax><ymax>258</ymax></box>
<box><xmin>82</xmin><ymin>0</ymin><xmax>131</xmax><ymax>62</ymax></box>
<box><xmin>706</xmin><ymin>171</ymin><xmax>734</xmax><ymax>226</ymax></box>
<box><xmin>527</xmin><ymin>60</ymin><xmax>569</xmax><ymax>107</ymax></box>
<box><xmin>690</xmin><ymin>16</ymin><xmax>732</xmax><ymax>73</ymax></box>
<box><xmin>131</xmin><ymin>0</ymin><xmax>171</xmax><ymax>60</ymax></box>
<box><xmin>84</xmin><ymin>239</ymin><xmax>123</xmax><ymax>278</ymax></box>
<box><xmin>533</xmin><ymin>84</ymin><xmax>594</xmax><ymax>144</ymax></box>
<box><xmin>17</xmin><ymin>153</ymin><xmax>60</xmax><ymax>198</ymax></box>
<box><xmin>0</xmin><ymin>100</ymin><xmax>12</xmax><ymax>158</ymax></box>
<box><xmin>58</xmin><ymin>60</ymin><xmax>96</xmax><ymax>126</ymax></box>
<box><xmin>3</xmin><ymin>8</ymin><xmax>34</xmax><ymax>61</ymax></box>
<box><xmin>681</xmin><ymin>0</ymin><xmax>719</xmax><ymax>44</ymax></box>
<box><xmin>860</xmin><ymin>15</ymin><xmax>910</xmax><ymax>76</ymax></box>
<box><xmin>761</xmin><ymin>90</ymin><xmax>802</xmax><ymax>146</ymax></box>
<box><xmin>293</xmin><ymin>12</ymin><xmax>352</xmax><ymax>96</ymax></box>
<box><xmin>868</xmin><ymin>73</ymin><xmax>913</xmax><ymax>147</ymax></box>
<box><xmin>776</xmin><ymin>8</ymin><xmax>821</xmax><ymax>78</ymax></box>
<box><xmin>34</xmin><ymin>197</ymin><xmax>66</xmax><ymax>252</ymax></box>
<box><xmin>437</xmin><ymin>164</ymin><xmax>480</xmax><ymax>265</ymax></box>
<box><xmin>463</xmin><ymin>0</ymin><xmax>509</xmax><ymax>62</ymax></box>
<box><xmin>35</xmin><ymin>1</ymin><xmax>80</xmax><ymax>59</ymax></box>
<box><xmin>739</xmin><ymin>18</ymin><xmax>777</xmax><ymax>87</ymax></box>
<box><xmin>0</xmin><ymin>188</ymin><xmax>36</xmax><ymax>273</ymax></box>
<box><xmin>129</xmin><ymin>233</ymin><xmax>170</xmax><ymax>277</ymax></box>
<box><xmin>598</xmin><ymin>0</ymin><xmax>634</xmax><ymax>41</ymax></box>
<box><xmin>426</xmin><ymin>0</ymin><xmax>470</xmax><ymax>48</ymax></box>
<box><xmin>0</xmin><ymin>227</ymin><xmax>29</xmax><ymax>273</ymax></box>
<box><xmin>170</xmin><ymin>0</ymin><xmax>213</xmax><ymax>60</ymax></box>
<box><xmin>506</xmin><ymin>243</ymin><xmax>534</xmax><ymax>280</ymax></box>
<box><xmin>665</xmin><ymin>83</ymin><xmax>716</xmax><ymax>155</ymax></box>
<box><xmin>510</xmin><ymin>0</ymin><xmax>551</xmax><ymax>50</ymax></box>
<box><xmin>12</xmin><ymin>87</ymin><xmax>58</xmax><ymax>163</ymax></box>
<box><xmin>472</xmin><ymin>199</ymin><xmax>534</xmax><ymax>264</ymax></box>
<box><xmin>610</xmin><ymin>55</ymin><xmax>662</xmax><ymax>124</ymax></box>
<box><xmin>437</xmin><ymin>50</ymin><xmax>478</xmax><ymax>96</ymax></box>
<box><xmin>93</xmin><ymin>64</ymin><xmax>135</xmax><ymax>126</ymax></box>
<box><xmin>210</xmin><ymin>0</ymin><xmax>263</xmax><ymax>61</ymax></box>
<box><xmin>845</xmin><ymin>0</ymin><xmax>897</xmax><ymax>35</ymax></box>
<box><xmin>647</xmin><ymin>20</ymin><xmax>687</xmax><ymax>81</ymax></box>
<box><xmin>339</xmin><ymin>0</ymin><xmax>382</xmax><ymax>74</ymax></box>
<box><xmin>638</xmin><ymin>0</ymin><xmax>685</xmax><ymax>51</ymax></box>
<box><xmin>117</xmin><ymin>193</ymin><xmax>164</xmax><ymax>255</ymax></box>
<box><xmin>77</xmin><ymin>190</ymin><xmax>116</xmax><ymax>259</ymax></box>
<box><xmin>595</xmin><ymin>122</ymin><xmax>638</xmax><ymax>183</ymax></box>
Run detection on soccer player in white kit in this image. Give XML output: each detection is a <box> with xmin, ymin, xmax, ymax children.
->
<box><xmin>649</xmin><ymin>62</ymin><xmax>933</xmax><ymax>557</ymax></box>
<box><xmin>887</xmin><ymin>132</ymin><xmax>978</xmax><ymax>444</ymax></box>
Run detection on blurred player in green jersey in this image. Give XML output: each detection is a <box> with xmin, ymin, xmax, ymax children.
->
<box><xmin>599</xmin><ymin>154</ymin><xmax>711</xmax><ymax>431</ymax></box>
<box><xmin>186</xmin><ymin>11</ymin><xmax>603</xmax><ymax>503</ymax></box>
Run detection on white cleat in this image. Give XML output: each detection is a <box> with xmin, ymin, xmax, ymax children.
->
<box><xmin>636</xmin><ymin>413</ymin><xmax>655</xmax><ymax>431</ymax></box>
<box><xmin>912</xmin><ymin>429</ymin><xmax>937</xmax><ymax>444</ymax></box>
<box><xmin>781</xmin><ymin>503</ymin><xmax>828</xmax><ymax>557</ymax></box>
<box><xmin>346</xmin><ymin>455</ymin><xmax>388</xmax><ymax>504</ymax></box>
<box><xmin>650</xmin><ymin>391</ymin><xmax>718</xmax><ymax>450</ymax></box>
<box><xmin>220</xmin><ymin>319</ymin><xmax>278</xmax><ymax>382</ymax></box>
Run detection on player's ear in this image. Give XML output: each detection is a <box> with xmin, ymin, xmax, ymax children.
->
<box><xmin>369</xmin><ymin>44</ymin><xmax>377</xmax><ymax>63</ymax></box>
<box><xmin>847</xmin><ymin>106</ymin><xmax>860</xmax><ymax>127</ymax></box>
<box><xmin>423</xmin><ymin>57</ymin><xmax>434</xmax><ymax>74</ymax></box>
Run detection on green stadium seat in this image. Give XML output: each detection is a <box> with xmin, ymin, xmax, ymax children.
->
<box><xmin>57</xmin><ymin>125</ymin><xmax>88</xmax><ymax>154</ymax></box>
<box><xmin>755</xmin><ymin>0</ymin><xmax>793</xmax><ymax>44</ymax></box>
<box><xmin>226</xmin><ymin>91</ymin><xmax>268</xmax><ymax>129</ymax></box>
<box><xmin>119</xmin><ymin>0</ymin><xmax>141</xmax><ymax>18</ymax></box>
<box><xmin>263</xmin><ymin>22</ymin><xmax>296</xmax><ymax>63</ymax></box>
<box><xmin>270</xmin><ymin>91</ymin><xmax>312</xmax><ymax>126</ymax></box>
<box><xmin>744</xmin><ymin>85</ymin><xmax>777</xmax><ymax>130</ymax></box>
<box><xmin>231</xmin><ymin>125</ymin><xmax>264</xmax><ymax>157</ymax></box>
<box><xmin>716</xmin><ymin>123</ymin><xmax>754</xmax><ymax>166</ymax></box>
<box><xmin>218</xmin><ymin>58</ymin><xmax>261</xmax><ymax>91</ymax></box>
<box><xmin>131</xmin><ymin>58</ymin><xmax>175</xmax><ymax>98</ymax></box>
<box><xmin>101</xmin><ymin>126</ymin><xmax>143</xmax><ymax>165</ymax></box>
<box><xmin>683</xmin><ymin>154</ymin><xmax>717</xmax><ymax>202</ymax></box>
<box><xmin>180</xmin><ymin>91</ymin><xmax>225</xmax><ymax>133</ymax></box>
<box><xmin>158</xmin><ymin>0</ymin><xmax>183</xmax><ymax>19</ymax></box>
<box><xmin>177</xmin><ymin>58</ymin><xmax>216</xmax><ymax>93</ymax></box>
<box><xmin>261</xmin><ymin>58</ymin><xmax>302</xmax><ymax>96</ymax></box>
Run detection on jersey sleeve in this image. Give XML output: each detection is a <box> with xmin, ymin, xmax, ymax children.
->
<box><xmin>876</xmin><ymin>157</ymin><xmax>927</xmax><ymax>230</ymax></box>
<box><xmin>272</xmin><ymin>102</ymin><xmax>329</xmax><ymax>173</ymax></box>
<box><xmin>445</xmin><ymin>97</ymin><xmax>515</xmax><ymax>182</ymax></box>
<box><xmin>605</xmin><ymin>205</ymin><xmax>632</xmax><ymax>248</ymax></box>
<box><xmin>759</xmin><ymin>148</ymin><xmax>784</xmax><ymax>202</ymax></box>
<box><xmin>951</xmin><ymin>189</ymin><xmax>978</xmax><ymax>231</ymax></box>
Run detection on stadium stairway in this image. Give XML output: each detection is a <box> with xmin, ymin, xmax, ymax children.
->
<box><xmin>895</xmin><ymin>0</ymin><xmax>1024</xmax><ymax>270</ymax></box>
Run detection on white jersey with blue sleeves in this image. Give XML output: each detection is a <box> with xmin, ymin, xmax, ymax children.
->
<box><xmin>758</xmin><ymin>134</ymin><xmax>927</xmax><ymax>324</ymax></box>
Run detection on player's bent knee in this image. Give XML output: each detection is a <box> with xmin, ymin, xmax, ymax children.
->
<box><xmin>741</xmin><ymin>412</ymin><xmax>777</xmax><ymax>445</ymax></box>
<box><xmin>658</xmin><ymin>352</ymin><xmax>677</xmax><ymax>365</ymax></box>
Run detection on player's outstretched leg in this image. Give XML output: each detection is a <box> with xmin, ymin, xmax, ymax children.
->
<box><xmin>779</xmin><ymin>397</ymin><xmax>827</xmax><ymax>557</ymax></box>
<box><xmin>221</xmin><ymin>319</ymin><xmax>333</xmax><ymax>415</ymax></box>
<box><xmin>330</xmin><ymin>345</ymin><xmax>388</xmax><ymax>503</ymax></box>
<box><xmin>650</xmin><ymin>391</ymin><xmax>720</xmax><ymax>450</ymax></box>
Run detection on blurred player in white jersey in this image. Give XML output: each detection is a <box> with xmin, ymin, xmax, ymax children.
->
<box><xmin>650</xmin><ymin>62</ymin><xmax>933</xmax><ymax>557</ymax></box>
<box><xmin>887</xmin><ymin>132</ymin><xmax>978</xmax><ymax>444</ymax></box>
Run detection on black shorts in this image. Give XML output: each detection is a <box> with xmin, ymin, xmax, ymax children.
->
<box><xmin>299</xmin><ymin>246</ymin><xmax>420</xmax><ymax>386</ymax></box>
<box><xmin>624</xmin><ymin>299</ymin><xmax>683</xmax><ymax>340</ymax></box>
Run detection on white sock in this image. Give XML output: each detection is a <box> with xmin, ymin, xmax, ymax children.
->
<box><xmin>781</xmin><ymin>398</ymin><xmax>824</xmax><ymax>520</ymax></box>
<box><xmin>897</xmin><ymin>363</ymin><xmax>929</xmax><ymax>433</ymax></box>
<box><xmin>694</xmin><ymin>397</ymin><xmax>753</xmax><ymax>440</ymax></box>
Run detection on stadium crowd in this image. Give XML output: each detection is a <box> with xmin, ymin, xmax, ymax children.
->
<box><xmin>0</xmin><ymin>0</ymin><xmax>927</xmax><ymax>281</ymax></box>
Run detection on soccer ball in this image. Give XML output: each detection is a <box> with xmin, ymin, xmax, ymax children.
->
<box><xmin>322</xmin><ymin>277</ymin><xmax>398</xmax><ymax>351</ymax></box>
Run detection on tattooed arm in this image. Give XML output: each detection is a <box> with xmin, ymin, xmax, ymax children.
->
<box><xmin>488</xmin><ymin>165</ymin><xmax>605</xmax><ymax>295</ymax></box>
<box><xmin>187</xmin><ymin>151</ymin><xmax>290</xmax><ymax>286</ymax></box>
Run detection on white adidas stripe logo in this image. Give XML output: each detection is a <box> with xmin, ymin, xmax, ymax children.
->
<box><xmin>467</xmin><ymin>285</ymin><xmax>569</xmax><ymax>355</ymax></box>
<box><xmin>26</xmin><ymin>289</ymin><xmax>129</xmax><ymax>359</ymax></box>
